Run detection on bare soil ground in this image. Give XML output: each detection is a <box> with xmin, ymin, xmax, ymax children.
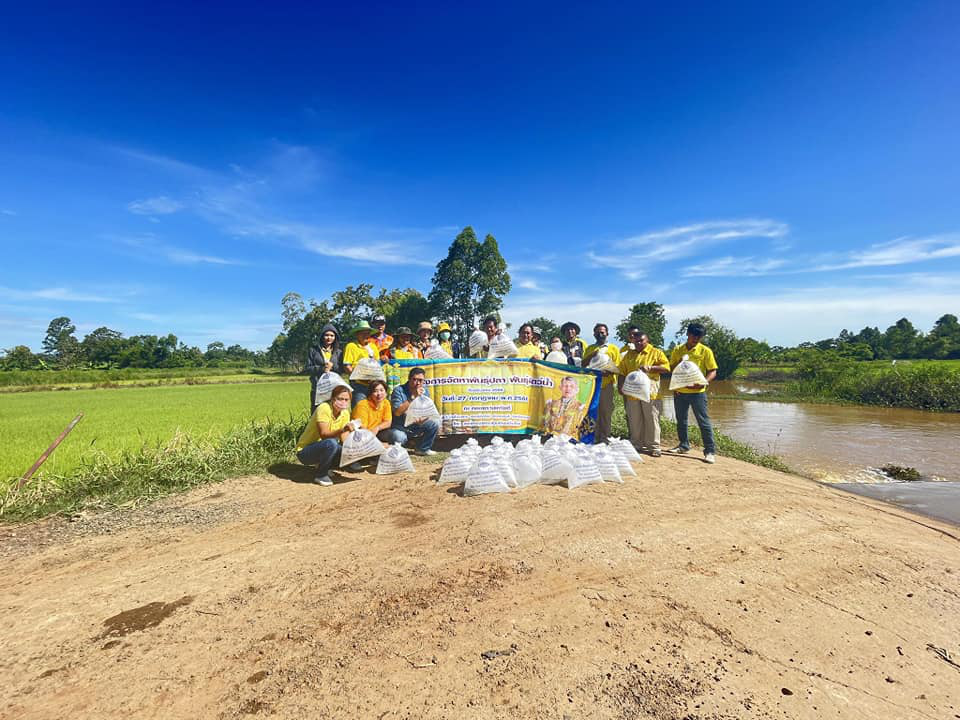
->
<box><xmin>2</xmin><ymin>454</ymin><xmax>959</xmax><ymax>719</ymax></box>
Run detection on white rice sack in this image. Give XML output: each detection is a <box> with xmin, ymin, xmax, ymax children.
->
<box><xmin>376</xmin><ymin>443</ymin><xmax>414</xmax><ymax>474</ymax></box>
<box><xmin>468</xmin><ymin>330</ymin><xmax>488</xmax><ymax>356</ymax></box>
<box><xmin>512</xmin><ymin>453</ymin><xmax>543</xmax><ymax>489</ymax></box>
<box><xmin>424</xmin><ymin>340</ymin><xmax>452</xmax><ymax>360</ymax></box>
<box><xmin>613</xmin><ymin>450</ymin><xmax>637</xmax><ymax>476</ymax></box>
<box><xmin>544</xmin><ymin>350</ymin><xmax>568</xmax><ymax>364</ymax></box>
<box><xmin>669</xmin><ymin>354</ymin><xmax>708</xmax><ymax>391</ymax></box>
<box><xmin>438</xmin><ymin>449</ymin><xmax>472</xmax><ymax>484</ymax></box>
<box><xmin>568</xmin><ymin>456</ymin><xmax>604</xmax><ymax>490</ymax></box>
<box><xmin>593</xmin><ymin>450</ymin><xmax>623</xmax><ymax>483</ymax></box>
<box><xmin>405</xmin><ymin>394</ymin><xmax>441</xmax><ymax>426</ymax></box>
<box><xmin>463</xmin><ymin>459</ymin><xmax>511</xmax><ymax>496</ymax></box>
<box><xmin>487</xmin><ymin>333</ymin><xmax>519</xmax><ymax>359</ymax></box>
<box><xmin>340</xmin><ymin>429</ymin><xmax>385</xmax><ymax>466</ymax></box>
<box><xmin>349</xmin><ymin>357</ymin><xmax>386</xmax><ymax>382</ymax></box>
<box><xmin>543</xmin><ymin>434</ymin><xmax>573</xmax><ymax>451</ymax></box>
<box><xmin>612</xmin><ymin>438</ymin><xmax>644</xmax><ymax>463</ymax></box>
<box><xmin>621</xmin><ymin>370</ymin><xmax>651</xmax><ymax>402</ymax></box>
<box><xmin>587</xmin><ymin>348</ymin><xmax>620</xmax><ymax>374</ymax></box>
<box><xmin>314</xmin><ymin>371</ymin><xmax>350</xmax><ymax>404</ymax></box>
<box><xmin>490</xmin><ymin>436</ymin><xmax>505</xmax><ymax>447</ymax></box>
<box><xmin>497</xmin><ymin>459</ymin><xmax>518</xmax><ymax>489</ymax></box>
<box><xmin>540</xmin><ymin>450</ymin><xmax>575</xmax><ymax>485</ymax></box>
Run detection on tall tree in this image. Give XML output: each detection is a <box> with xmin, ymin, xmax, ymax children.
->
<box><xmin>1</xmin><ymin>345</ymin><xmax>37</xmax><ymax>370</ymax></box>
<box><xmin>882</xmin><ymin>318</ymin><xmax>920</xmax><ymax>359</ymax></box>
<box><xmin>616</xmin><ymin>302</ymin><xmax>666</xmax><ymax>346</ymax></box>
<box><xmin>373</xmin><ymin>288</ymin><xmax>430</xmax><ymax>332</ymax></box>
<box><xmin>428</xmin><ymin>227</ymin><xmax>511</xmax><ymax>343</ymax></box>
<box><xmin>281</xmin><ymin>292</ymin><xmax>307</xmax><ymax>333</ymax></box>
<box><xmin>674</xmin><ymin>315</ymin><xmax>743</xmax><ymax>380</ymax></box>
<box><xmin>81</xmin><ymin>327</ymin><xmax>125</xmax><ymax>367</ymax></box>
<box><xmin>42</xmin><ymin>316</ymin><xmax>80</xmax><ymax>367</ymax></box>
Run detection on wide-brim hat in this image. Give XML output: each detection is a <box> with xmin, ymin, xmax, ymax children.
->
<box><xmin>417</xmin><ymin>321</ymin><xmax>433</xmax><ymax>332</ymax></box>
<box><xmin>395</xmin><ymin>326</ymin><xmax>413</xmax><ymax>336</ymax></box>
<box><xmin>531</xmin><ymin>326</ymin><xmax>542</xmax><ymax>337</ymax></box>
<box><xmin>351</xmin><ymin>320</ymin><xmax>373</xmax><ymax>335</ymax></box>
<box><xmin>560</xmin><ymin>321</ymin><xmax>581</xmax><ymax>335</ymax></box>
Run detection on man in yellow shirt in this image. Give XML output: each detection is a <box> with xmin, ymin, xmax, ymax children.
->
<box><xmin>515</xmin><ymin>323</ymin><xmax>543</xmax><ymax>359</ymax></box>
<box><xmin>583</xmin><ymin>323</ymin><xmax>621</xmax><ymax>443</ymax></box>
<box><xmin>668</xmin><ymin>322</ymin><xmax>719</xmax><ymax>463</ymax></box>
<box><xmin>342</xmin><ymin>320</ymin><xmax>379</xmax><ymax>405</ymax></box>
<box><xmin>618</xmin><ymin>327</ymin><xmax>670</xmax><ymax>456</ymax></box>
<box><xmin>391</xmin><ymin>327</ymin><xmax>421</xmax><ymax>360</ymax></box>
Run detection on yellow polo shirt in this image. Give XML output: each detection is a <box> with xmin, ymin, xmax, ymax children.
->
<box><xmin>618</xmin><ymin>344</ymin><xmax>669</xmax><ymax>399</ymax></box>
<box><xmin>583</xmin><ymin>343</ymin><xmax>621</xmax><ymax>388</ymax></box>
<box><xmin>297</xmin><ymin>402</ymin><xmax>351</xmax><ymax>450</ymax></box>
<box><xmin>669</xmin><ymin>342</ymin><xmax>718</xmax><ymax>394</ymax></box>
<box><xmin>392</xmin><ymin>344</ymin><xmax>421</xmax><ymax>360</ymax></box>
<box><xmin>516</xmin><ymin>341</ymin><xmax>541</xmax><ymax>359</ymax></box>
<box><xmin>343</xmin><ymin>340</ymin><xmax>378</xmax><ymax>384</ymax></box>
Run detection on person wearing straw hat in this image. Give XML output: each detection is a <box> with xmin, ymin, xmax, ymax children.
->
<box><xmin>391</xmin><ymin>327</ymin><xmax>422</xmax><ymax>360</ymax></box>
<box><xmin>560</xmin><ymin>321</ymin><xmax>587</xmax><ymax>367</ymax></box>
<box><xmin>415</xmin><ymin>321</ymin><xmax>434</xmax><ymax>353</ymax></box>
<box><xmin>342</xmin><ymin>320</ymin><xmax>379</xmax><ymax>405</ymax></box>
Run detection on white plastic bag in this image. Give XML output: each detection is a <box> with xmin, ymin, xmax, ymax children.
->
<box><xmin>544</xmin><ymin>350</ymin><xmax>568</xmax><ymax>364</ymax></box>
<box><xmin>405</xmin><ymin>394</ymin><xmax>441</xmax><ymax>426</ymax></box>
<box><xmin>468</xmin><ymin>330</ymin><xmax>488</xmax><ymax>356</ymax></box>
<box><xmin>621</xmin><ymin>370</ymin><xmax>651</xmax><ymax>402</ymax></box>
<box><xmin>424</xmin><ymin>340</ymin><xmax>452</xmax><ymax>360</ymax></box>
<box><xmin>588</xmin><ymin>348</ymin><xmax>620</xmax><ymax>374</ymax></box>
<box><xmin>611</xmin><ymin>438</ymin><xmax>645</xmax><ymax>463</ymax></box>
<box><xmin>613</xmin><ymin>450</ymin><xmax>637</xmax><ymax>476</ymax></box>
<box><xmin>349</xmin><ymin>357</ymin><xmax>386</xmax><ymax>382</ymax></box>
<box><xmin>487</xmin><ymin>333</ymin><xmax>519</xmax><ymax>359</ymax></box>
<box><xmin>438</xmin><ymin>449</ymin><xmax>472</xmax><ymax>484</ymax></box>
<box><xmin>568</xmin><ymin>456</ymin><xmax>604</xmax><ymax>490</ymax></box>
<box><xmin>497</xmin><ymin>458</ymin><xmax>518</xmax><ymax>489</ymax></box>
<box><xmin>376</xmin><ymin>443</ymin><xmax>414</xmax><ymax>474</ymax></box>
<box><xmin>669</xmin><ymin>354</ymin><xmax>708</xmax><ymax>390</ymax></box>
<box><xmin>314</xmin><ymin>371</ymin><xmax>350</xmax><ymax>404</ymax></box>
<box><xmin>512</xmin><ymin>453</ymin><xmax>543</xmax><ymax>489</ymax></box>
<box><xmin>463</xmin><ymin>459</ymin><xmax>511</xmax><ymax>496</ymax></box>
<box><xmin>340</xmin><ymin>429</ymin><xmax>385</xmax><ymax>466</ymax></box>
<box><xmin>540</xmin><ymin>450</ymin><xmax>575</xmax><ymax>485</ymax></box>
<box><xmin>593</xmin><ymin>450</ymin><xmax>623</xmax><ymax>483</ymax></box>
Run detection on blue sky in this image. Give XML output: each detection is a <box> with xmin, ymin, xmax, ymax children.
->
<box><xmin>2</xmin><ymin>1</ymin><xmax>959</xmax><ymax>350</ymax></box>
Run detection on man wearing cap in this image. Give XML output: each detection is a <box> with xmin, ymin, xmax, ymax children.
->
<box><xmin>515</xmin><ymin>323</ymin><xmax>543</xmax><ymax>360</ymax></box>
<box><xmin>416</xmin><ymin>321</ymin><xmax>434</xmax><ymax>354</ymax></box>
<box><xmin>560</xmin><ymin>322</ymin><xmax>587</xmax><ymax>367</ymax></box>
<box><xmin>583</xmin><ymin>323</ymin><xmax>621</xmax><ymax>443</ymax></box>
<box><xmin>436</xmin><ymin>321</ymin><xmax>455</xmax><ymax>357</ymax></box>
<box><xmin>371</xmin><ymin>316</ymin><xmax>393</xmax><ymax>361</ymax></box>
<box><xmin>668</xmin><ymin>322</ymin><xmax>719</xmax><ymax>464</ymax></box>
<box><xmin>391</xmin><ymin>327</ymin><xmax>421</xmax><ymax>360</ymax></box>
<box><xmin>342</xmin><ymin>320</ymin><xmax>379</xmax><ymax>405</ymax></box>
<box><xmin>618</xmin><ymin>327</ymin><xmax>670</xmax><ymax>456</ymax></box>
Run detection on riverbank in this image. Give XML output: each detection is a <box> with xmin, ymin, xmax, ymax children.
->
<box><xmin>2</xmin><ymin>455</ymin><xmax>957</xmax><ymax>719</ymax></box>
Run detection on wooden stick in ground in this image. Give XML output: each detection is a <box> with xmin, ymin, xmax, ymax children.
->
<box><xmin>18</xmin><ymin>413</ymin><xmax>84</xmax><ymax>489</ymax></box>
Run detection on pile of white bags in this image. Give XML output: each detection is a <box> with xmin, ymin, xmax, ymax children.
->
<box><xmin>405</xmin><ymin>394</ymin><xmax>441</xmax><ymax>426</ymax></box>
<box><xmin>621</xmin><ymin>370</ymin><xmax>652</xmax><ymax>402</ymax></box>
<box><xmin>340</xmin><ymin>428</ymin><xmax>385</xmax><ymax>466</ymax></box>
<box><xmin>314</xmin><ymin>371</ymin><xmax>350</xmax><ymax>404</ymax></box>
<box><xmin>376</xmin><ymin>443</ymin><xmax>415</xmax><ymax>474</ymax></box>
<box><xmin>468</xmin><ymin>330</ymin><xmax>489</xmax><ymax>356</ymax></box>
<box><xmin>669</xmin><ymin>354</ymin><xmax>708</xmax><ymax>390</ymax></box>
<box><xmin>487</xmin><ymin>333</ymin><xmax>519</xmax><ymax>359</ymax></box>
<box><xmin>439</xmin><ymin>433</ymin><xmax>644</xmax><ymax>494</ymax></box>
<box><xmin>349</xmin><ymin>357</ymin><xmax>386</xmax><ymax>382</ymax></box>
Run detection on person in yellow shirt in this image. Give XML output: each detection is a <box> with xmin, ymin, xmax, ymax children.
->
<box><xmin>370</xmin><ymin>316</ymin><xmax>393</xmax><ymax>361</ymax></box>
<box><xmin>515</xmin><ymin>323</ymin><xmax>543</xmax><ymax>359</ymax></box>
<box><xmin>583</xmin><ymin>323</ymin><xmax>621</xmax><ymax>443</ymax></box>
<box><xmin>347</xmin><ymin>379</ymin><xmax>394</xmax><ymax>470</ymax></box>
<box><xmin>618</xmin><ymin>327</ymin><xmax>670</xmax><ymax>456</ymax></box>
<box><xmin>295</xmin><ymin>384</ymin><xmax>354</xmax><ymax>486</ymax></box>
<box><xmin>391</xmin><ymin>327</ymin><xmax>421</xmax><ymax>360</ymax></box>
<box><xmin>342</xmin><ymin>320</ymin><xmax>379</xmax><ymax>405</ymax></box>
<box><xmin>436</xmin><ymin>321</ymin><xmax>455</xmax><ymax>357</ymax></box>
<box><xmin>668</xmin><ymin>322</ymin><xmax>719</xmax><ymax>463</ymax></box>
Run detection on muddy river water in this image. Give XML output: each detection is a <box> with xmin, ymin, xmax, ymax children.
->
<box><xmin>656</xmin><ymin>380</ymin><xmax>960</xmax><ymax>525</ymax></box>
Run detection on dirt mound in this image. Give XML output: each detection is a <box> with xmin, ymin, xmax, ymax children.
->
<box><xmin>1</xmin><ymin>455</ymin><xmax>958</xmax><ymax>719</ymax></box>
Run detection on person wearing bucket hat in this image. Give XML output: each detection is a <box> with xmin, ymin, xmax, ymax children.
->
<box><xmin>415</xmin><ymin>321</ymin><xmax>433</xmax><ymax>352</ymax></box>
<box><xmin>342</xmin><ymin>320</ymin><xmax>379</xmax><ymax>405</ymax></box>
<box><xmin>370</xmin><ymin>316</ymin><xmax>393</xmax><ymax>361</ymax></box>
<box><xmin>436</xmin><ymin>321</ymin><xmax>455</xmax><ymax>357</ymax></box>
<box><xmin>560</xmin><ymin>321</ymin><xmax>587</xmax><ymax>367</ymax></box>
<box><xmin>391</xmin><ymin>327</ymin><xmax>422</xmax><ymax>360</ymax></box>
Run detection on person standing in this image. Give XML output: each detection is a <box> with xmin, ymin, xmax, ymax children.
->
<box><xmin>370</xmin><ymin>316</ymin><xmax>393</xmax><ymax>361</ymax></box>
<box><xmin>342</xmin><ymin>320</ymin><xmax>379</xmax><ymax>405</ymax></box>
<box><xmin>515</xmin><ymin>323</ymin><xmax>543</xmax><ymax>359</ymax></box>
<box><xmin>305</xmin><ymin>323</ymin><xmax>342</xmax><ymax>416</ymax></box>
<box><xmin>391</xmin><ymin>327</ymin><xmax>421</xmax><ymax>359</ymax></box>
<box><xmin>416</xmin><ymin>321</ymin><xmax>434</xmax><ymax>354</ymax></box>
<box><xmin>436</xmin><ymin>321</ymin><xmax>456</xmax><ymax>357</ymax></box>
<box><xmin>618</xmin><ymin>327</ymin><xmax>669</xmax><ymax>456</ymax></box>
<box><xmin>531</xmin><ymin>326</ymin><xmax>548</xmax><ymax>357</ymax></box>
<box><xmin>583</xmin><ymin>323</ymin><xmax>621</xmax><ymax>444</ymax></box>
<box><xmin>668</xmin><ymin>322</ymin><xmax>719</xmax><ymax>463</ymax></box>
<box><xmin>560</xmin><ymin>322</ymin><xmax>587</xmax><ymax>367</ymax></box>
<box><xmin>387</xmin><ymin>367</ymin><xmax>440</xmax><ymax>455</ymax></box>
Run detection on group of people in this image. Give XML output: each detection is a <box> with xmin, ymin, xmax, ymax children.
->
<box><xmin>297</xmin><ymin>315</ymin><xmax>719</xmax><ymax>486</ymax></box>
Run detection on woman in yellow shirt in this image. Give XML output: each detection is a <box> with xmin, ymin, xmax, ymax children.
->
<box><xmin>352</xmin><ymin>379</ymin><xmax>393</xmax><ymax>439</ymax></box>
<box><xmin>295</xmin><ymin>385</ymin><xmax>354</xmax><ymax>486</ymax></box>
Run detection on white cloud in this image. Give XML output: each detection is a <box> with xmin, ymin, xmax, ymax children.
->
<box><xmin>684</xmin><ymin>256</ymin><xmax>788</xmax><ymax>277</ymax></box>
<box><xmin>127</xmin><ymin>196</ymin><xmax>184</xmax><ymax>215</ymax></box>
<box><xmin>111</xmin><ymin>235</ymin><xmax>245</xmax><ymax>266</ymax></box>
<box><xmin>0</xmin><ymin>286</ymin><xmax>115</xmax><ymax>303</ymax></box>
<box><xmin>516</xmin><ymin>279</ymin><xmax>542</xmax><ymax>291</ymax></box>
<box><xmin>812</xmin><ymin>234</ymin><xmax>960</xmax><ymax>271</ymax></box>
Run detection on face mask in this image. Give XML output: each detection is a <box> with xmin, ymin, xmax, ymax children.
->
<box><xmin>551</xmin><ymin>341</ymin><xmax>562</xmax><ymax>352</ymax></box>
<box><xmin>439</xmin><ymin>331</ymin><xmax>451</xmax><ymax>340</ymax></box>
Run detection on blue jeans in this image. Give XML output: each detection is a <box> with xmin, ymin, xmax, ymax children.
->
<box><xmin>296</xmin><ymin>438</ymin><xmax>342</xmax><ymax>475</ymax></box>
<box><xmin>673</xmin><ymin>392</ymin><xmax>716</xmax><ymax>454</ymax></box>
<box><xmin>383</xmin><ymin>419</ymin><xmax>439</xmax><ymax>451</ymax></box>
<box><xmin>350</xmin><ymin>381</ymin><xmax>368</xmax><ymax>406</ymax></box>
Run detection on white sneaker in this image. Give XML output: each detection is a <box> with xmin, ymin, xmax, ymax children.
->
<box><xmin>314</xmin><ymin>475</ymin><xmax>333</xmax><ymax>486</ymax></box>
<box><xmin>666</xmin><ymin>445</ymin><xmax>689</xmax><ymax>454</ymax></box>
<box><xmin>414</xmin><ymin>449</ymin><xmax>437</xmax><ymax>456</ymax></box>
<box><xmin>704</xmin><ymin>453</ymin><xmax>716</xmax><ymax>464</ymax></box>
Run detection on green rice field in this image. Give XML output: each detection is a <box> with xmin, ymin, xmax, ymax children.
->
<box><xmin>1</xmin><ymin>380</ymin><xmax>309</xmax><ymax>481</ymax></box>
